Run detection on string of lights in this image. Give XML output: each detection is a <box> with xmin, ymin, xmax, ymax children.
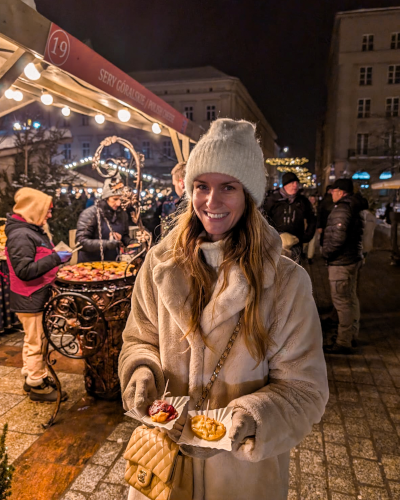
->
<box><xmin>266</xmin><ymin>158</ymin><xmax>315</xmax><ymax>188</ymax></box>
<box><xmin>63</xmin><ymin>157</ymin><xmax>172</xmax><ymax>201</ymax></box>
<box><xmin>265</xmin><ymin>157</ymin><xmax>309</xmax><ymax>166</ymax></box>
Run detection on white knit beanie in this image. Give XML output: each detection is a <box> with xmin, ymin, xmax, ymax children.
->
<box><xmin>185</xmin><ymin>118</ymin><xmax>266</xmax><ymax>207</ymax></box>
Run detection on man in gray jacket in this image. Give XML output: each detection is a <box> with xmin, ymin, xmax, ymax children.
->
<box><xmin>322</xmin><ymin>179</ymin><xmax>364</xmax><ymax>355</ymax></box>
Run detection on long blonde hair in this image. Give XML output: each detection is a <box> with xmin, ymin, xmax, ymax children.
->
<box><xmin>173</xmin><ymin>191</ymin><xmax>277</xmax><ymax>365</ymax></box>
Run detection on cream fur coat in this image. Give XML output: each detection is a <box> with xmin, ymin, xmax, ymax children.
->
<box><xmin>119</xmin><ymin>226</ymin><xmax>329</xmax><ymax>500</ymax></box>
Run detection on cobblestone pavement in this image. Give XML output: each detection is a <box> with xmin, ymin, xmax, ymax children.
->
<box><xmin>288</xmin><ymin>250</ymin><xmax>400</xmax><ymax>500</ymax></box>
<box><xmin>0</xmin><ymin>249</ymin><xmax>399</xmax><ymax>499</ymax></box>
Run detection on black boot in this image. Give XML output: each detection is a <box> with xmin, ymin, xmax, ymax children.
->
<box><xmin>324</xmin><ymin>343</ymin><xmax>355</xmax><ymax>355</ymax></box>
<box><xmin>24</xmin><ymin>376</ymin><xmax>57</xmax><ymax>393</ymax></box>
<box><xmin>29</xmin><ymin>378</ymin><xmax>68</xmax><ymax>403</ymax></box>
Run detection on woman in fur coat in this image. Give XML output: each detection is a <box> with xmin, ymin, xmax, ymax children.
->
<box><xmin>119</xmin><ymin>118</ymin><xmax>329</xmax><ymax>500</ymax></box>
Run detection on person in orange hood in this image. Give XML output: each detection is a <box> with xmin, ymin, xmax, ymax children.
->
<box><xmin>5</xmin><ymin>188</ymin><xmax>69</xmax><ymax>403</ymax></box>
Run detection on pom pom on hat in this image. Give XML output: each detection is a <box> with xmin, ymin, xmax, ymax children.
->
<box><xmin>185</xmin><ymin>119</ymin><xmax>266</xmax><ymax>207</ymax></box>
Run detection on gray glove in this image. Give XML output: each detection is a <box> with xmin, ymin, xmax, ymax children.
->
<box><xmin>179</xmin><ymin>444</ymin><xmax>224</xmax><ymax>460</ymax></box>
<box><xmin>122</xmin><ymin>366</ymin><xmax>158</xmax><ymax>415</ymax></box>
<box><xmin>228</xmin><ymin>409</ymin><xmax>256</xmax><ymax>452</ymax></box>
<box><xmin>165</xmin><ymin>412</ymin><xmax>186</xmax><ymax>443</ymax></box>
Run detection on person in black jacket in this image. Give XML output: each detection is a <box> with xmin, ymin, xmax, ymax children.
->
<box><xmin>322</xmin><ymin>178</ymin><xmax>364</xmax><ymax>355</ymax></box>
<box><xmin>263</xmin><ymin>172</ymin><xmax>316</xmax><ymax>263</ymax></box>
<box><xmin>5</xmin><ymin>188</ymin><xmax>70</xmax><ymax>402</ymax></box>
<box><xmin>76</xmin><ymin>176</ymin><xmax>133</xmax><ymax>262</ymax></box>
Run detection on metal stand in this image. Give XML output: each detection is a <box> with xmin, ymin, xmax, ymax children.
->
<box><xmin>42</xmin><ymin>347</ymin><xmax>63</xmax><ymax>429</ymax></box>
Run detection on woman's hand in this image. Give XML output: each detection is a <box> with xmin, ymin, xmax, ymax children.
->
<box><xmin>228</xmin><ymin>409</ymin><xmax>256</xmax><ymax>452</ymax></box>
<box><xmin>164</xmin><ymin>413</ymin><xmax>186</xmax><ymax>443</ymax></box>
<box><xmin>122</xmin><ymin>366</ymin><xmax>158</xmax><ymax>415</ymax></box>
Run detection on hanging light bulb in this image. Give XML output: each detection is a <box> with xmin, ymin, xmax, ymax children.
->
<box><xmin>95</xmin><ymin>114</ymin><xmax>105</xmax><ymax>124</ymax></box>
<box><xmin>61</xmin><ymin>106</ymin><xmax>71</xmax><ymax>117</ymax></box>
<box><xmin>117</xmin><ymin>108</ymin><xmax>131</xmax><ymax>122</ymax></box>
<box><xmin>152</xmin><ymin>123</ymin><xmax>162</xmax><ymax>134</ymax></box>
<box><xmin>4</xmin><ymin>89</ymin><xmax>14</xmax><ymax>99</ymax></box>
<box><xmin>41</xmin><ymin>92</ymin><xmax>53</xmax><ymax>105</ymax></box>
<box><xmin>24</xmin><ymin>62</ymin><xmax>41</xmax><ymax>81</ymax></box>
<box><xmin>13</xmin><ymin>90</ymin><xmax>23</xmax><ymax>102</ymax></box>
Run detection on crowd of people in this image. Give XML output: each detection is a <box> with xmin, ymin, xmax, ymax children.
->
<box><xmin>3</xmin><ymin>117</ymin><xmax>382</xmax><ymax>499</ymax></box>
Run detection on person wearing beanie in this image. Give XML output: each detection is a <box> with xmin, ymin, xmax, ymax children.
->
<box><xmin>147</xmin><ymin>162</ymin><xmax>188</xmax><ymax>240</ymax></box>
<box><xmin>263</xmin><ymin>169</ymin><xmax>316</xmax><ymax>264</ymax></box>
<box><xmin>322</xmin><ymin>178</ymin><xmax>364</xmax><ymax>355</ymax></box>
<box><xmin>119</xmin><ymin>119</ymin><xmax>328</xmax><ymax>500</ymax></box>
<box><xmin>76</xmin><ymin>174</ymin><xmax>134</xmax><ymax>262</ymax></box>
<box><xmin>5</xmin><ymin>188</ymin><xmax>70</xmax><ymax>403</ymax></box>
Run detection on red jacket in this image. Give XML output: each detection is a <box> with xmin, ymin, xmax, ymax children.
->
<box><xmin>5</xmin><ymin>214</ymin><xmax>61</xmax><ymax>313</ymax></box>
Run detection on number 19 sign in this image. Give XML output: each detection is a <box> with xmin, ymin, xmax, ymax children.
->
<box><xmin>45</xmin><ymin>28</ymin><xmax>71</xmax><ymax>67</ymax></box>
<box><xmin>43</xmin><ymin>23</ymin><xmax>189</xmax><ymax>136</ymax></box>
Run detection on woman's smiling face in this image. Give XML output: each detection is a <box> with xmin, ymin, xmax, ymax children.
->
<box><xmin>192</xmin><ymin>173</ymin><xmax>246</xmax><ymax>241</ymax></box>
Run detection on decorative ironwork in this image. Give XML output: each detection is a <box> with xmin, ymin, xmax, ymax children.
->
<box><xmin>42</xmin><ymin>347</ymin><xmax>62</xmax><ymax>429</ymax></box>
<box><xmin>43</xmin><ymin>292</ymin><xmax>107</xmax><ymax>360</ymax></box>
<box><xmin>92</xmin><ymin>135</ymin><xmax>145</xmax><ymax>227</ymax></box>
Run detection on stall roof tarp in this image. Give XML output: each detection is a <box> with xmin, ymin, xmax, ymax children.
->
<box><xmin>0</xmin><ymin>0</ymin><xmax>202</xmax><ymax>150</ymax></box>
<box><xmin>371</xmin><ymin>175</ymin><xmax>400</xmax><ymax>190</ymax></box>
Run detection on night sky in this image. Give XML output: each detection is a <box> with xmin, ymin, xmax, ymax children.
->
<box><xmin>36</xmin><ymin>0</ymin><xmax>400</xmax><ymax>167</ymax></box>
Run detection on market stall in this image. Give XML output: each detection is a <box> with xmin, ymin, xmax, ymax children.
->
<box><xmin>0</xmin><ymin>0</ymin><xmax>201</xmax><ymax>162</ymax></box>
<box><xmin>0</xmin><ymin>0</ymin><xmax>202</xmax><ymax>424</ymax></box>
<box><xmin>41</xmin><ymin>137</ymin><xmax>149</xmax><ymax>426</ymax></box>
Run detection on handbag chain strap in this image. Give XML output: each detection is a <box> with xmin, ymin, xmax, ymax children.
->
<box><xmin>195</xmin><ymin>311</ymin><xmax>243</xmax><ymax>410</ymax></box>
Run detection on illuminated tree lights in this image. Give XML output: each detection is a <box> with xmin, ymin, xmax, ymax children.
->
<box><xmin>265</xmin><ymin>157</ymin><xmax>309</xmax><ymax>166</ymax></box>
<box><xmin>266</xmin><ymin>158</ymin><xmax>315</xmax><ymax>188</ymax></box>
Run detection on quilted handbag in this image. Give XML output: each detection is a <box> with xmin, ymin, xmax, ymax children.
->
<box><xmin>124</xmin><ymin>425</ymin><xmax>193</xmax><ymax>500</ymax></box>
<box><xmin>124</xmin><ymin>312</ymin><xmax>243</xmax><ymax>499</ymax></box>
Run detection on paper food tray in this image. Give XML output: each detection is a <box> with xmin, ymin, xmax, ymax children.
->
<box><xmin>53</xmin><ymin>241</ymin><xmax>73</xmax><ymax>252</ymax></box>
<box><xmin>125</xmin><ymin>396</ymin><xmax>190</xmax><ymax>430</ymax></box>
<box><xmin>178</xmin><ymin>407</ymin><xmax>233</xmax><ymax>451</ymax></box>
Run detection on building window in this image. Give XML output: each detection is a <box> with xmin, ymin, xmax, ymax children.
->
<box><xmin>63</xmin><ymin>118</ymin><xmax>70</xmax><ymax>128</ymax></box>
<box><xmin>123</xmin><ymin>147</ymin><xmax>131</xmax><ymax>159</ymax></box>
<box><xmin>206</xmin><ymin>105</ymin><xmax>216</xmax><ymax>121</ymax></box>
<box><xmin>142</xmin><ymin>141</ymin><xmax>151</xmax><ymax>159</ymax></box>
<box><xmin>391</xmin><ymin>33</ymin><xmax>400</xmax><ymax>49</ymax></box>
<box><xmin>82</xmin><ymin>115</ymin><xmax>89</xmax><ymax>126</ymax></box>
<box><xmin>356</xmin><ymin>134</ymin><xmax>369</xmax><ymax>155</ymax></box>
<box><xmin>384</xmin><ymin>132</ymin><xmax>393</xmax><ymax>155</ymax></box>
<box><xmin>357</xmin><ymin>98</ymin><xmax>371</xmax><ymax>118</ymax></box>
<box><xmin>362</xmin><ymin>34</ymin><xmax>374</xmax><ymax>51</ymax></box>
<box><xmin>184</xmin><ymin>106</ymin><xmax>193</xmax><ymax>121</ymax></box>
<box><xmin>359</xmin><ymin>67</ymin><xmax>372</xmax><ymax>86</ymax></box>
<box><xmin>388</xmin><ymin>65</ymin><xmax>400</xmax><ymax>84</ymax></box>
<box><xmin>82</xmin><ymin>142</ymin><xmax>90</xmax><ymax>157</ymax></box>
<box><xmin>162</xmin><ymin>140</ymin><xmax>172</xmax><ymax>158</ymax></box>
<box><xmin>63</xmin><ymin>143</ymin><xmax>71</xmax><ymax>160</ymax></box>
<box><xmin>386</xmin><ymin>97</ymin><xmax>399</xmax><ymax>117</ymax></box>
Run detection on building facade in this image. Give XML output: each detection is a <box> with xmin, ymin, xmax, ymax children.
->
<box><xmin>318</xmin><ymin>7</ymin><xmax>400</xmax><ymax>190</ymax></box>
<box><xmin>130</xmin><ymin>66</ymin><xmax>278</xmax><ymax>187</ymax></box>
